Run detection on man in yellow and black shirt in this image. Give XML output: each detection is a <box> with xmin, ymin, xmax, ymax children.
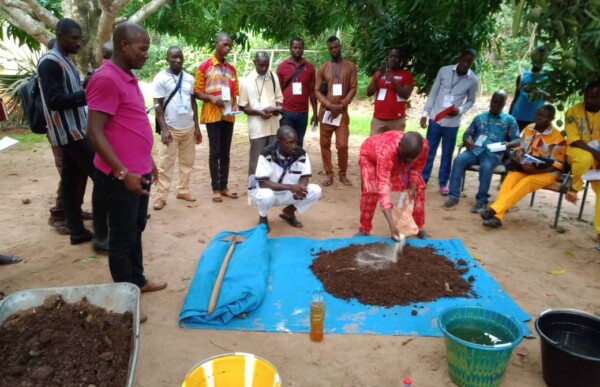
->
<box><xmin>480</xmin><ymin>105</ymin><xmax>566</xmax><ymax>228</ymax></box>
<box><xmin>565</xmin><ymin>81</ymin><xmax>600</xmax><ymax>242</ymax></box>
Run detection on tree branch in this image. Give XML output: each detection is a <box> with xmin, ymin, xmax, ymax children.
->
<box><xmin>129</xmin><ymin>0</ymin><xmax>172</xmax><ymax>24</ymax></box>
<box><xmin>94</xmin><ymin>12</ymin><xmax>117</xmax><ymax>64</ymax></box>
<box><xmin>0</xmin><ymin>0</ymin><xmax>53</xmax><ymax>46</ymax></box>
<box><xmin>98</xmin><ymin>0</ymin><xmax>130</xmax><ymax>15</ymax></box>
<box><xmin>21</xmin><ymin>0</ymin><xmax>59</xmax><ymax>28</ymax></box>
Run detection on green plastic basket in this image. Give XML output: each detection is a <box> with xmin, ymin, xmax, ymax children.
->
<box><xmin>438</xmin><ymin>306</ymin><xmax>524</xmax><ymax>387</ymax></box>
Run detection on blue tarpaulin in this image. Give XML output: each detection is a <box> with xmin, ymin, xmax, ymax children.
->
<box><xmin>179</xmin><ymin>227</ymin><xmax>531</xmax><ymax>336</ymax></box>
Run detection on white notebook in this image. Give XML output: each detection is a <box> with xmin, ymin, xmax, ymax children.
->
<box><xmin>582</xmin><ymin>169</ymin><xmax>600</xmax><ymax>181</ymax></box>
<box><xmin>0</xmin><ymin>136</ymin><xmax>19</xmax><ymax>153</ymax></box>
<box><xmin>323</xmin><ymin>110</ymin><xmax>342</xmax><ymax>127</ymax></box>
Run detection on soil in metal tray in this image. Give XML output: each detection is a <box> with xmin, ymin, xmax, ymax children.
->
<box><xmin>309</xmin><ymin>243</ymin><xmax>476</xmax><ymax>307</ymax></box>
<box><xmin>0</xmin><ymin>294</ymin><xmax>132</xmax><ymax>387</ymax></box>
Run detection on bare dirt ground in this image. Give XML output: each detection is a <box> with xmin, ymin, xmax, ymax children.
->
<box><xmin>1</xmin><ymin>119</ymin><xmax>598</xmax><ymax>386</ymax></box>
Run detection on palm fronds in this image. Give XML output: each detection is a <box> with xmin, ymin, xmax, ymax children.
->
<box><xmin>0</xmin><ymin>42</ymin><xmax>41</xmax><ymax>122</ymax></box>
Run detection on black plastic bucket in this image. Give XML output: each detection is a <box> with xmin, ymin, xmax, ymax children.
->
<box><xmin>535</xmin><ymin>309</ymin><xmax>600</xmax><ymax>387</ymax></box>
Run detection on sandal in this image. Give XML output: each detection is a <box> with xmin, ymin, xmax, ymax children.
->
<box><xmin>321</xmin><ymin>174</ymin><xmax>334</xmax><ymax>187</ymax></box>
<box><xmin>212</xmin><ymin>192</ymin><xmax>223</xmax><ymax>203</ymax></box>
<box><xmin>339</xmin><ymin>175</ymin><xmax>353</xmax><ymax>186</ymax></box>
<box><xmin>565</xmin><ymin>189</ymin><xmax>578</xmax><ymax>204</ymax></box>
<box><xmin>0</xmin><ymin>253</ymin><xmax>22</xmax><ymax>265</ymax></box>
<box><xmin>221</xmin><ymin>189</ymin><xmax>239</xmax><ymax>199</ymax></box>
<box><xmin>279</xmin><ymin>213</ymin><xmax>303</xmax><ymax>228</ymax></box>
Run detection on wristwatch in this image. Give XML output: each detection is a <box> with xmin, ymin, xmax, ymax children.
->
<box><xmin>117</xmin><ymin>168</ymin><xmax>128</xmax><ymax>180</ymax></box>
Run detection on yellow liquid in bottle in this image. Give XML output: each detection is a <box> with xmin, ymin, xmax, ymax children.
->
<box><xmin>310</xmin><ymin>301</ymin><xmax>325</xmax><ymax>342</ymax></box>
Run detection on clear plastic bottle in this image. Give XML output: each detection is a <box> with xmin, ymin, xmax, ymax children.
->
<box><xmin>311</xmin><ymin>122</ymin><xmax>318</xmax><ymax>133</ymax></box>
<box><xmin>403</xmin><ymin>377</ymin><xmax>412</xmax><ymax>387</ymax></box>
<box><xmin>309</xmin><ymin>290</ymin><xmax>325</xmax><ymax>342</ymax></box>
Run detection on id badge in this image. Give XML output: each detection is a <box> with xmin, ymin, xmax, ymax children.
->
<box><xmin>333</xmin><ymin>83</ymin><xmax>343</xmax><ymax>96</ymax></box>
<box><xmin>588</xmin><ymin>139</ymin><xmax>599</xmax><ymax>150</ymax></box>
<box><xmin>177</xmin><ymin>104</ymin><xmax>189</xmax><ymax>115</ymax></box>
<box><xmin>221</xmin><ymin>86</ymin><xmax>231</xmax><ymax>101</ymax></box>
<box><xmin>474</xmin><ymin>134</ymin><xmax>488</xmax><ymax>147</ymax></box>
<box><xmin>398</xmin><ymin>191</ymin><xmax>407</xmax><ymax>208</ymax></box>
<box><xmin>443</xmin><ymin>94</ymin><xmax>454</xmax><ymax>108</ymax></box>
<box><xmin>377</xmin><ymin>88</ymin><xmax>387</xmax><ymax>101</ymax></box>
<box><xmin>292</xmin><ymin>82</ymin><xmax>302</xmax><ymax>95</ymax></box>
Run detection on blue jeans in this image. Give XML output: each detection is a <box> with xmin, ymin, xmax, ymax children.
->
<box><xmin>448</xmin><ymin>150</ymin><xmax>500</xmax><ymax>204</ymax></box>
<box><xmin>281</xmin><ymin>110</ymin><xmax>309</xmax><ymax>148</ymax></box>
<box><xmin>422</xmin><ymin>121</ymin><xmax>459</xmax><ymax>186</ymax></box>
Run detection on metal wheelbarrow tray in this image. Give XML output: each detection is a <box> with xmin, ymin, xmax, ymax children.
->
<box><xmin>0</xmin><ymin>283</ymin><xmax>141</xmax><ymax>387</ymax></box>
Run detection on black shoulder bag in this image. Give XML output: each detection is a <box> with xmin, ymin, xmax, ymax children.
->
<box><xmin>281</xmin><ymin>63</ymin><xmax>305</xmax><ymax>91</ymax></box>
<box><xmin>155</xmin><ymin>72</ymin><xmax>183</xmax><ymax>135</ymax></box>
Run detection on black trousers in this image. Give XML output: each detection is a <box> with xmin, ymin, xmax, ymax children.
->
<box><xmin>60</xmin><ymin>139</ymin><xmax>108</xmax><ymax>239</ymax></box>
<box><xmin>94</xmin><ymin>168</ymin><xmax>149</xmax><ymax>287</ymax></box>
<box><xmin>206</xmin><ymin>120</ymin><xmax>234</xmax><ymax>192</ymax></box>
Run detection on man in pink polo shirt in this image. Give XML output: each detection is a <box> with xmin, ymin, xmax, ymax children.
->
<box><xmin>86</xmin><ymin>22</ymin><xmax>166</xmax><ymax>318</ymax></box>
<box><xmin>366</xmin><ymin>48</ymin><xmax>414</xmax><ymax>135</ymax></box>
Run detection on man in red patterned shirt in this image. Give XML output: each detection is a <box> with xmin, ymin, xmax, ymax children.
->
<box><xmin>194</xmin><ymin>32</ymin><xmax>240</xmax><ymax>203</ymax></box>
<box><xmin>356</xmin><ymin>131</ymin><xmax>430</xmax><ymax>240</ymax></box>
<box><xmin>366</xmin><ymin>48</ymin><xmax>414</xmax><ymax>135</ymax></box>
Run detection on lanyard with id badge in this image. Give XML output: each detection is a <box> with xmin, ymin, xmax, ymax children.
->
<box><xmin>584</xmin><ymin>111</ymin><xmax>599</xmax><ymax>149</ymax></box>
<box><xmin>331</xmin><ymin>61</ymin><xmax>343</xmax><ymax>96</ymax></box>
<box><xmin>291</xmin><ymin>64</ymin><xmax>302</xmax><ymax>95</ymax></box>
<box><xmin>443</xmin><ymin>71</ymin><xmax>467</xmax><ymax>108</ymax></box>
<box><xmin>292</xmin><ymin>82</ymin><xmax>302</xmax><ymax>95</ymax></box>
<box><xmin>168</xmin><ymin>72</ymin><xmax>189</xmax><ymax>115</ymax></box>
<box><xmin>378</xmin><ymin>74</ymin><xmax>404</xmax><ymax>102</ymax></box>
<box><xmin>219</xmin><ymin>63</ymin><xmax>231</xmax><ymax>101</ymax></box>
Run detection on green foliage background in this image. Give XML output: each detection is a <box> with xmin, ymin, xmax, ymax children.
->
<box><xmin>2</xmin><ymin>0</ymin><xmax>599</xmax><ymax>115</ymax></box>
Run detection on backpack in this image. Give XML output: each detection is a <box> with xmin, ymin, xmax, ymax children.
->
<box><xmin>19</xmin><ymin>75</ymin><xmax>47</xmax><ymax>134</ymax></box>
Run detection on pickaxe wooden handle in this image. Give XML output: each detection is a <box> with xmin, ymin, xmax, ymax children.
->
<box><xmin>207</xmin><ymin>235</ymin><xmax>238</xmax><ymax>315</ymax></box>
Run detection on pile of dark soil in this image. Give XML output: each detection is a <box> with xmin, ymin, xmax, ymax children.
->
<box><xmin>310</xmin><ymin>243</ymin><xmax>476</xmax><ymax>307</ymax></box>
<box><xmin>0</xmin><ymin>294</ymin><xmax>132</xmax><ymax>387</ymax></box>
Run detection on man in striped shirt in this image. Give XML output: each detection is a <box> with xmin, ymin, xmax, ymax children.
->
<box><xmin>38</xmin><ymin>18</ymin><xmax>106</xmax><ymax>247</ymax></box>
<box><xmin>194</xmin><ymin>32</ymin><xmax>240</xmax><ymax>203</ymax></box>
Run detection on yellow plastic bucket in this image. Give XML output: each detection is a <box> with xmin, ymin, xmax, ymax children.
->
<box><xmin>182</xmin><ymin>352</ymin><xmax>281</xmax><ymax>387</ymax></box>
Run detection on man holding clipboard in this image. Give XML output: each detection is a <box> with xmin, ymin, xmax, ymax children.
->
<box><xmin>315</xmin><ymin>36</ymin><xmax>357</xmax><ymax>187</ymax></box>
<box><xmin>239</xmin><ymin>51</ymin><xmax>284</xmax><ymax>176</ymax></box>
<box><xmin>420</xmin><ymin>49</ymin><xmax>479</xmax><ymax>196</ymax></box>
<box><xmin>194</xmin><ymin>32</ymin><xmax>240</xmax><ymax>203</ymax></box>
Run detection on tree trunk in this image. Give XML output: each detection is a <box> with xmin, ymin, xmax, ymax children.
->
<box><xmin>61</xmin><ymin>0</ymin><xmax>101</xmax><ymax>72</ymax></box>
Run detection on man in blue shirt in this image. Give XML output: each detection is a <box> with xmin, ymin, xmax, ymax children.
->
<box><xmin>444</xmin><ymin>91</ymin><xmax>520</xmax><ymax>213</ymax></box>
<box><xmin>420</xmin><ymin>49</ymin><xmax>479</xmax><ymax>196</ymax></box>
<box><xmin>509</xmin><ymin>64</ymin><xmax>546</xmax><ymax>131</ymax></box>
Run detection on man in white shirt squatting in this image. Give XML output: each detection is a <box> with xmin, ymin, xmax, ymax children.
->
<box><xmin>250</xmin><ymin>126</ymin><xmax>321</xmax><ymax>232</ymax></box>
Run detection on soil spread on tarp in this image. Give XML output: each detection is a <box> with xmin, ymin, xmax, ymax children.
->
<box><xmin>310</xmin><ymin>243</ymin><xmax>476</xmax><ymax>307</ymax></box>
<box><xmin>0</xmin><ymin>294</ymin><xmax>132</xmax><ymax>387</ymax></box>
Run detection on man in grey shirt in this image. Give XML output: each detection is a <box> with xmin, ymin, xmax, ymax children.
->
<box><xmin>420</xmin><ymin>49</ymin><xmax>478</xmax><ymax>196</ymax></box>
